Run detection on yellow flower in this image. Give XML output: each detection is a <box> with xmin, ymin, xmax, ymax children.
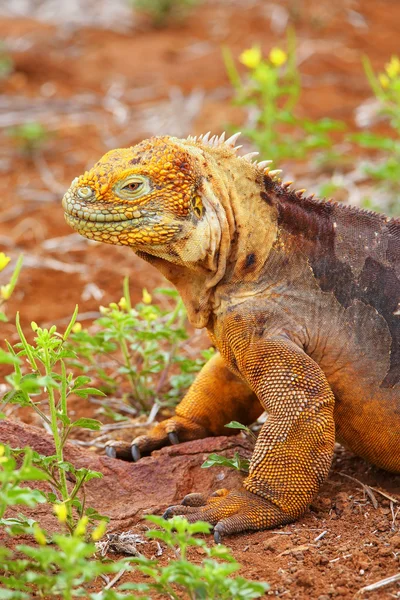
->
<box><xmin>71</xmin><ymin>322</ymin><xmax>82</xmax><ymax>333</ymax></box>
<box><xmin>33</xmin><ymin>524</ymin><xmax>47</xmax><ymax>546</ymax></box>
<box><xmin>0</xmin><ymin>253</ymin><xmax>10</xmax><ymax>271</ymax></box>
<box><xmin>118</xmin><ymin>296</ymin><xmax>127</xmax><ymax>310</ymax></box>
<box><xmin>385</xmin><ymin>56</ymin><xmax>400</xmax><ymax>79</ymax></box>
<box><xmin>379</xmin><ymin>73</ymin><xmax>390</xmax><ymax>89</ymax></box>
<box><xmin>74</xmin><ymin>515</ymin><xmax>89</xmax><ymax>537</ymax></box>
<box><xmin>53</xmin><ymin>503</ymin><xmax>68</xmax><ymax>523</ymax></box>
<box><xmin>0</xmin><ymin>444</ymin><xmax>7</xmax><ymax>464</ymax></box>
<box><xmin>142</xmin><ymin>288</ymin><xmax>152</xmax><ymax>304</ymax></box>
<box><xmin>269</xmin><ymin>47</ymin><xmax>287</xmax><ymax>67</ymax></box>
<box><xmin>239</xmin><ymin>47</ymin><xmax>262</xmax><ymax>70</ymax></box>
<box><xmin>91</xmin><ymin>520</ymin><xmax>107</xmax><ymax>541</ymax></box>
<box><xmin>0</xmin><ymin>284</ymin><xmax>11</xmax><ymax>300</ymax></box>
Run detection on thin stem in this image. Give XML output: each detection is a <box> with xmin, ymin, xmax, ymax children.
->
<box><xmin>43</xmin><ymin>346</ymin><xmax>73</xmax><ymax>530</ymax></box>
<box><xmin>60</xmin><ymin>360</ymin><xmax>68</xmax><ymax>426</ymax></box>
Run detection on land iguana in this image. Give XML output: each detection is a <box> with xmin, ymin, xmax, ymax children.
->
<box><xmin>62</xmin><ymin>132</ymin><xmax>400</xmax><ymax>541</ymax></box>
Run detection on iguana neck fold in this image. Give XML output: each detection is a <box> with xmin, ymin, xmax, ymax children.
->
<box><xmin>137</xmin><ymin>150</ymin><xmax>278</xmax><ymax>329</ymax></box>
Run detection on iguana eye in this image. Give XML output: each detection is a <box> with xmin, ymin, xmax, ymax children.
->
<box><xmin>115</xmin><ymin>175</ymin><xmax>150</xmax><ymax>199</ymax></box>
<box><xmin>123</xmin><ymin>181</ymin><xmax>143</xmax><ymax>192</ymax></box>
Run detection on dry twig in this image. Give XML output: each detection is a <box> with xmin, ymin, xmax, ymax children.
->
<box><xmin>357</xmin><ymin>572</ymin><xmax>400</xmax><ymax>595</ymax></box>
<box><xmin>338</xmin><ymin>472</ymin><xmax>379</xmax><ymax>508</ymax></box>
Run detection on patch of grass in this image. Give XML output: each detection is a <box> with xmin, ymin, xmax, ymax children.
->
<box><xmin>1</xmin><ymin>306</ymin><xmax>107</xmax><ymax>534</ymax></box>
<box><xmin>131</xmin><ymin>0</ymin><xmax>201</xmax><ymax>27</ymax></box>
<box><xmin>127</xmin><ymin>516</ymin><xmax>270</xmax><ymax>599</ymax></box>
<box><xmin>6</xmin><ymin>122</ymin><xmax>49</xmax><ymax>156</ymax></box>
<box><xmin>0</xmin><ymin>42</ymin><xmax>13</xmax><ymax>80</ymax></box>
<box><xmin>68</xmin><ymin>278</ymin><xmax>214</xmax><ymax>412</ymax></box>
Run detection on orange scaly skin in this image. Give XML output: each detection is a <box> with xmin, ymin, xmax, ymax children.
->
<box><xmin>63</xmin><ymin>133</ymin><xmax>400</xmax><ymax>541</ymax></box>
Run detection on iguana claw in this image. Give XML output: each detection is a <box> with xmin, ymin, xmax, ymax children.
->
<box><xmin>168</xmin><ymin>431</ymin><xmax>179</xmax><ymax>445</ymax></box>
<box><xmin>162</xmin><ymin>507</ymin><xmax>174</xmax><ymax>520</ymax></box>
<box><xmin>213</xmin><ymin>529</ymin><xmax>222</xmax><ymax>544</ymax></box>
<box><xmin>105</xmin><ymin>442</ymin><xmax>133</xmax><ymax>461</ymax></box>
<box><xmin>105</xmin><ymin>445</ymin><xmax>117</xmax><ymax>459</ymax></box>
<box><xmin>131</xmin><ymin>444</ymin><xmax>141</xmax><ymax>462</ymax></box>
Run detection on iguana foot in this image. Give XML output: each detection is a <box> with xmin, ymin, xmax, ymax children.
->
<box><xmin>105</xmin><ymin>415</ymin><xmax>209</xmax><ymax>461</ymax></box>
<box><xmin>163</xmin><ymin>487</ymin><xmax>294</xmax><ymax>542</ymax></box>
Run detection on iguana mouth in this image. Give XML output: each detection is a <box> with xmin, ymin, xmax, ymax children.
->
<box><xmin>62</xmin><ymin>192</ymin><xmax>143</xmax><ymax>224</ymax></box>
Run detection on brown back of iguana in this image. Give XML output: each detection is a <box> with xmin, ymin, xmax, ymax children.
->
<box><xmin>215</xmin><ymin>181</ymin><xmax>400</xmax><ymax>473</ymax></box>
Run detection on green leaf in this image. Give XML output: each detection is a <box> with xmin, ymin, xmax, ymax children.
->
<box><xmin>225</xmin><ymin>421</ymin><xmax>249</xmax><ymax>431</ymax></box>
<box><xmin>0</xmin><ymin>348</ymin><xmax>20</xmax><ymax>364</ymax></box>
<box><xmin>71</xmin><ymin>417</ymin><xmax>102</xmax><ymax>430</ymax></box>
<box><xmin>2</xmin><ymin>390</ymin><xmax>30</xmax><ymax>406</ymax></box>
<box><xmin>0</xmin><ymin>590</ymin><xmax>30</xmax><ymax>600</ymax></box>
<box><xmin>18</xmin><ymin>465</ymin><xmax>50</xmax><ymax>481</ymax></box>
<box><xmin>1</xmin><ymin>487</ymin><xmax>46</xmax><ymax>507</ymax></box>
<box><xmin>73</xmin><ymin>387</ymin><xmax>106</xmax><ymax>398</ymax></box>
<box><xmin>201</xmin><ymin>452</ymin><xmax>250</xmax><ymax>473</ymax></box>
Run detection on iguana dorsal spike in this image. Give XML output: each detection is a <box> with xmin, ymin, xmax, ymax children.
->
<box><xmin>218</xmin><ymin>132</ymin><xmax>226</xmax><ymax>144</ymax></box>
<box><xmin>296</xmin><ymin>189</ymin><xmax>306</xmax><ymax>198</ymax></box>
<box><xmin>225</xmin><ymin>132</ymin><xmax>241</xmax><ymax>147</ymax></box>
<box><xmin>283</xmin><ymin>181</ymin><xmax>293</xmax><ymax>189</ymax></box>
<box><xmin>242</xmin><ymin>152</ymin><xmax>259</xmax><ymax>162</ymax></box>
<box><xmin>258</xmin><ymin>160</ymin><xmax>273</xmax><ymax>169</ymax></box>
<box><xmin>201</xmin><ymin>132</ymin><xmax>211</xmax><ymax>143</ymax></box>
<box><xmin>269</xmin><ymin>169</ymin><xmax>282</xmax><ymax>178</ymax></box>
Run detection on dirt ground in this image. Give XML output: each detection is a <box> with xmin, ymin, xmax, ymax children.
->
<box><xmin>0</xmin><ymin>0</ymin><xmax>399</xmax><ymax>598</ymax></box>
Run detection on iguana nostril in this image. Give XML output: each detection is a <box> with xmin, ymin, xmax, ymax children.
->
<box><xmin>77</xmin><ymin>186</ymin><xmax>94</xmax><ymax>199</ymax></box>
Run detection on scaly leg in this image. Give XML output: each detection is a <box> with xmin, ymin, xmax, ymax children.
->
<box><xmin>106</xmin><ymin>352</ymin><xmax>261</xmax><ymax>460</ymax></box>
<box><xmin>164</xmin><ymin>338</ymin><xmax>335</xmax><ymax>541</ymax></box>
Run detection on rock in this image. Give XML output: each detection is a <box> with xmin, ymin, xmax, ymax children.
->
<box><xmin>262</xmin><ymin>535</ymin><xmax>292</xmax><ymax>553</ymax></box>
<box><xmin>0</xmin><ymin>418</ymin><xmax>251</xmax><ymax>535</ymax></box>
<box><xmin>390</xmin><ymin>534</ymin><xmax>400</xmax><ymax>549</ymax></box>
<box><xmin>294</xmin><ymin>569</ymin><xmax>313</xmax><ymax>587</ymax></box>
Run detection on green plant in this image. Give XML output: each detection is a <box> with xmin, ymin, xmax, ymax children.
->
<box><xmin>201</xmin><ymin>451</ymin><xmax>250</xmax><ymax>473</ymax></box>
<box><xmin>0</xmin><ymin>514</ymin><xmax>269</xmax><ymax>599</ymax></box>
<box><xmin>0</xmin><ymin>444</ymin><xmax>48</xmax><ymax>524</ymax></box>
<box><xmin>351</xmin><ymin>56</ymin><xmax>400</xmax><ymax>214</ymax></box>
<box><xmin>6</xmin><ymin>122</ymin><xmax>49</xmax><ymax>155</ymax></box>
<box><xmin>131</xmin><ymin>0</ymin><xmax>201</xmax><ymax>27</ymax></box>
<box><xmin>0</xmin><ymin>42</ymin><xmax>13</xmax><ymax>80</ymax></box>
<box><xmin>124</xmin><ymin>516</ymin><xmax>269</xmax><ymax>599</ymax></box>
<box><xmin>68</xmin><ymin>278</ymin><xmax>214</xmax><ymax>411</ymax></box>
<box><xmin>201</xmin><ymin>421</ymin><xmax>255</xmax><ymax>473</ymax></box>
<box><xmin>0</xmin><ymin>507</ymin><xmax>140</xmax><ymax>600</ymax></box>
<box><xmin>224</xmin><ymin>35</ymin><xmax>345</xmax><ymax>163</ymax></box>
<box><xmin>1</xmin><ymin>307</ymin><xmax>107</xmax><ymax>534</ymax></box>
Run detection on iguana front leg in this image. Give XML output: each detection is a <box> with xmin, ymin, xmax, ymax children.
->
<box><xmin>164</xmin><ymin>338</ymin><xmax>335</xmax><ymax>540</ymax></box>
<box><xmin>106</xmin><ymin>352</ymin><xmax>262</xmax><ymax>460</ymax></box>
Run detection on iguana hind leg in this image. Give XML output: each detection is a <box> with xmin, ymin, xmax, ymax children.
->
<box><xmin>106</xmin><ymin>352</ymin><xmax>261</xmax><ymax>460</ymax></box>
<box><xmin>164</xmin><ymin>339</ymin><xmax>336</xmax><ymax>540</ymax></box>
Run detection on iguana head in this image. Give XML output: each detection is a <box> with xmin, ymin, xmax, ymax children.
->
<box><xmin>62</xmin><ymin>133</ymin><xmax>278</xmax><ymax>326</ymax></box>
